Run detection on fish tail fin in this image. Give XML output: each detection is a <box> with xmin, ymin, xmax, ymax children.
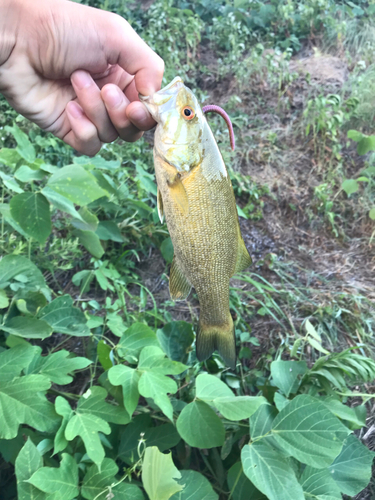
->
<box><xmin>196</xmin><ymin>314</ymin><xmax>236</xmax><ymax>369</ymax></box>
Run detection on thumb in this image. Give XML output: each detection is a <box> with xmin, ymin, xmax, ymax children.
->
<box><xmin>104</xmin><ymin>15</ymin><xmax>164</xmax><ymax>96</ymax></box>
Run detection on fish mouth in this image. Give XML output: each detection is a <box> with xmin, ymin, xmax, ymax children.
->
<box><xmin>139</xmin><ymin>76</ymin><xmax>184</xmax><ymax>121</ymax></box>
<box><xmin>139</xmin><ymin>76</ymin><xmax>184</xmax><ymax>102</ymax></box>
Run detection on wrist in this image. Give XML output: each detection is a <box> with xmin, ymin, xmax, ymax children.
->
<box><xmin>0</xmin><ymin>0</ymin><xmax>19</xmax><ymax>66</ymax></box>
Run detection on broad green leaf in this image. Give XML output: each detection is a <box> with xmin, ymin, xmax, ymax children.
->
<box><xmin>322</xmin><ymin>398</ymin><xmax>366</xmax><ymax>428</ymax></box>
<box><xmin>0</xmin><ymin>171</ymin><xmax>24</xmax><ymax>193</ymax></box>
<box><xmin>28</xmin><ymin>453</ymin><xmax>78</xmax><ymax>500</ymax></box>
<box><xmin>300</xmin><ymin>466</ymin><xmax>341</xmax><ymax>500</ymax></box>
<box><xmin>357</xmin><ymin>135</ymin><xmax>375</xmax><ymax>155</ymax></box>
<box><xmin>118</xmin><ymin>414</ymin><xmax>152</xmax><ymax>465</ymax></box>
<box><xmin>0</xmin><ymin>374</ymin><xmax>59</xmax><ymax>439</ymax></box>
<box><xmin>54</xmin><ymin>397</ymin><xmax>73</xmax><ymax>455</ymax></box>
<box><xmin>142</xmin><ymin>446</ymin><xmax>183</xmax><ymax>500</ymax></box>
<box><xmin>213</xmin><ymin>396</ymin><xmax>267</xmax><ymax>421</ymax></box>
<box><xmin>369</xmin><ymin>207</ymin><xmax>375</xmax><ymax>220</ymax></box>
<box><xmin>250</xmin><ymin>404</ymin><xmax>278</xmax><ymax>440</ymax></box>
<box><xmin>77</xmin><ymin>386</ymin><xmax>130</xmax><ymax>424</ymax></box>
<box><xmin>0</xmin><ymin>147</ymin><xmax>22</xmax><ymax>167</ymax></box>
<box><xmin>95</xmin><ymin>220</ymin><xmax>124</xmax><ymax>242</ymax></box>
<box><xmin>0</xmin><ymin>202</ymin><xmax>30</xmax><ymax>238</ymax></box>
<box><xmin>347</xmin><ymin>130</ymin><xmax>363</xmax><ymax>142</ymax></box>
<box><xmin>108</xmin><ymin>365</ymin><xmax>140</xmax><ymax>416</ymax></box>
<box><xmin>0</xmin><ymin>343</ymin><xmax>38</xmax><ymax>382</ymax></box>
<box><xmin>341</xmin><ymin>179</ymin><xmax>359</xmax><ymax>196</ymax></box>
<box><xmin>14</xmin><ymin>165</ymin><xmax>45</xmax><ymax>182</ymax></box>
<box><xmin>25</xmin><ymin>348</ymin><xmax>92</xmax><ymax>384</ymax></box>
<box><xmin>227</xmin><ymin>462</ymin><xmax>266</xmax><ymax>500</ymax></box>
<box><xmin>138</xmin><ymin>346</ymin><xmax>187</xmax><ymax>375</ymax></box>
<box><xmin>196</xmin><ymin>373</ymin><xmax>233</xmax><ymax>401</ymax></box>
<box><xmin>143</xmin><ymin>424</ymin><xmax>181</xmax><ymax>452</ymax></box>
<box><xmin>10</xmin><ymin>192</ymin><xmax>51</xmax><ymax>243</ymax></box>
<box><xmin>160</xmin><ymin>237</ymin><xmax>174</xmax><ymax>263</ymax></box>
<box><xmin>74</xmin><ymin>155</ymin><xmax>121</xmax><ymax>171</ymax></box>
<box><xmin>176</xmin><ymin>401</ymin><xmax>225</xmax><ymax>448</ymax></box>
<box><xmin>71</xmin><ymin>207</ymin><xmax>98</xmax><ymax>232</ymax></box>
<box><xmin>328</xmin><ymin>434</ymin><xmax>375</xmax><ymax>495</ymax></box>
<box><xmin>16</xmin><ymin>290</ymin><xmax>48</xmax><ymax>315</ymax></box>
<box><xmin>157</xmin><ymin>321</ymin><xmax>194</xmax><ymax>363</ymax></box>
<box><xmin>272</xmin><ymin>394</ymin><xmax>350</xmax><ymax>468</ymax></box>
<box><xmin>65</xmin><ymin>412</ymin><xmax>111</xmax><ymax>466</ymax></box>
<box><xmin>38</xmin><ymin>294</ymin><xmax>90</xmax><ymax>336</ymax></box>
<box><xmin>41</xmin><ymin>187</ymin><xmax>84</xmax><ymax>221</ymax></box>
<box><xmin>138</xmin><ymin>370</ymin><xmax>177</xmax><ymax>420</ymax></box>
<box><xmin>5</xmin><ymin>124</ymin><xmax>36</xmax><ymax>162</ymax></box>
<box><xmin>241</xmin><ymin>442</ymin><xmax>304</xmax><ymax>500</ymax></box>
<box><xmin>270</xmin><ymin>360</ymin><xmax>307</xmax><ymax>397</ymax></box>
<box><xmin>16</xmin><ymin>439</ymin><xmax>46</xmax><ymax>500</ymax></box>
<box><xmin>274</xmin><ymin>392</ymin><xmax>289</xmax><ymax>412</ymax></box>
<box><xmin>0</xmin><ymin>255</ymin><xmax>47</xmax><ymax>294</ymax></box>
<box><xmin>117</xmin><ymin>322</ymin><xmax>159</xmax><ymax>358</ymax></box>
<box><xmin>170</xmin><ymin>470</ymin><xmax>218</xmax><ymax>500</ymax></box>
<box><xmin>1</xmin><ymin>316</ymin><xmax>53</xmax><ymax>339</ymax></box>
<box><xmin>73</xmin><ymin>229</ymin><xmax>105</xmax><ymax>259</ymax></box>
<box><xmin>97</xmin><ymin>340</ymin><xmax>113</xmax><ymax>370</ymax></box>
<box><xmin>47</xmin><ymin>165</ymin><xmax>108</xmax><ymax>205</ymax></box>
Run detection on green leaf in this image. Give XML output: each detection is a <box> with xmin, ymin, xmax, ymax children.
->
<box><xmin>176</xmin><ymin>401</ymin><xmax>225</xmax><ymax>448</ymax></box>
<box><xmin>117</xmin><ymin>322</ymin><xmax>159</xmax><ymax>358</ymax></box>
<box><xmin>0</xmin><ymin>147</ymin><xmax>22</xmax><ymax>167</ymax></box>
<box><xmin>322</xmin><ymin>398</ymin><xmax>366</xmax><ymax>428</ymax></box>
<box><xmin>227</xmin><ymin>462</ymin><xmax>266</xmax><ymax>500</ymax></box>
<box><xmin>0</xmin><ymin>344</ymin><xmax>38</xmax><ymax>382</ymax></box>
<box><xmin>0</xmin><ymin>171</ymin><xmax>24</xmax><ymax>193</ymax></box>
<box><xmin>5</xmin><ymin>124</ymin><xmax>36</xmax><ymax>162</ymax></box>
<box><xmin>25</xmin><ymin>348</ymin><xmax>92</xmax><ymax>384</ymax></box>
<box><xmin>47</xmin><ymin>165</ymin><xmax>108</xmax><ymax>205</ymax></box>
<box><xmin>65</xmin><ymin>411</ymin><xmax>111</xmax><ymax>466</ymax></box>
<box><xmin>0</xmin><ymin>374</ymin><xmax>59</xmax><ymax>439</ymax></box>
<box><xmin>71</xmin><ymin>207</ymin><xmax>98</xmax><ymax>232</ymax></box>
<box><xmin>347</xmin><ymin>129</ymin><xmax>363</xmax><ymax>142</ymax></box>
<box><xmin>241</xmin><ymin>442</ymin><xmax>304</xmax><ymax>500</ymax></box>
<box><xmin>357</xmin><ymin>135</ymin><xmax>375</xmax><ymax>155</ymax></box>
<box><xmin>142</xmin><ymin>446</ymin><xmax>183</xmax><ymax>500</ymax></box>
<box><xmin>138</xmin><ymin>370</ymin><xmax>177</xmax><ymax>420</ymax></box>
<box><xmin>328</xmin><ymin>434</ymin><xmax>375</xmax><ymax>495</ymax></box>
<box><xmin>73</xmin><ymin>229</ymin><xmax>105</xmax><ymax>259</ymax></box>
<box><xmin>95</xmin><ymin>220</ymin><xmax>124</xmax><ymax>242</ymax></box>
<box><xmin>10</xmin><ymin>193</ymin><xmax>51</xmax><ymax>243</ymax></box>
<box><xmin>54</xmin><ymin>396</ymin><xmax>73</xmax><ymax>455</ymax></box>
<box><xmin>369</xmin><ymin>207</ymin><xmax>375</xmax><ymax>220</ymax></box>
<box><xmin>14</xmin><ymin>165</ymin><xmax>46</xmax><ymax>182</ymax></box>
<box><xmin>28</xmin><ymin>453</ymin><xmax>78</xmax><ymax>500</ymax></box>
<box><xmin>270</xmin><ymin>360</ymin><xmax>307</xmax><ymax>397</ymax></box>
<box><xmin>274</xmin><ymin>392</ymin><xmax>289</xmax><ymax>412</ymax></box>
<box><xmin>170</xmin><ymin>470</ymin><xmax>218</xmax><ymax>500</ymax></box>
<box><xmin>143</xmin><ymin>424</ymin><xmax>181</xmax><ymax>452</ymax></box>
<box><xmin>16</xmin><ymin>439</ymin><xmax>46</xmax><ymax>500</ymax></box>
<box><xmin>342</xmin><ymin>179</ymin><xmax>359</xmax><ymax>196</ymax></box>
<box><xmin>160</xmin><ymin>237</ymin><xmax>174</xmax><ymax>263</ymax></box>
<box><xmin>250</xmin><ymin>403</ymin><xmax>278</xmax><ymax>440</ymax></box>
<box><xmin>41</xmin><ymin>187</ymin><xmax>84</xmax><ymax>221</ymax></box>
<box><xmin>0</xmin><ymin>202</ymin><xmax>30</xmax><ymax>238</ymax></box>
<box><xmin>38</xmin><ymin>294</ymin><xmax>90</xmax><ymax>336</ymax></box>
<box><xmin>213</xmin><ymin>396</ymin><xmax>267</xmax><ymax>421</ymax></box>
<box><xmin>138</xmin><ymin>346</ymin><xmax>187</xmax><ymax>375</ymax></box>
<box><xmin>108</xmin><ymin>365</ymin><xmax>140</xmax><ymax>417</ymax></box>
<box><xmin>118</xmin><ymin>414</ymin><xmax>152</xmax><ymax>465</ymax></box>
<box><xmin>77</xmin><ymin>386</ymin><xmax>130</xmax><ymax>424</ymax></box>
<box><xmin>306</xmin><ymin>336</ymin><xmax>330</xmax><ymax>355</ymax></box>
<box><xmin>300</xmin><ymin>466</ymin><xmax>341</xmax><ymax>500</ymax></box>
<box><xmin>196</xmin><ymin>373</ymin><xmax>233</xmax><ymax>401</ymax></box>
<box><xmin>1</xmin><ymin>316</ymin><xmax>53</xmax><ymax>339</ymax></box>
<box><xmin>157</xmin><ymin>321</ymin><xmax>194</xmax><ymax>363</ymax></box>
<box><xmin>271</xmin><ymin>394</ymin><xmax>350</xmax><ymax>468</ymax></box>
<box><xmin>97</xmin><ymin>340</ymin><xmax>113</xmax><ymax>370</ymax></box>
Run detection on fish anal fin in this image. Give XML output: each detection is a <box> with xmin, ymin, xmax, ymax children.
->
<box><xmin>234</xmin><ymin>237</ymin><xmax>252</xmax><ymax>274</ymax></box>
<box><xmin>157</xmin><ymin>188</ymin><xmax>164</xmax><ymax>223</ymax></box>
<box><xmin>196</xmin><ymin>314</ymin><xmax>236</xmax><ymax>369</ymax></box>
<box><xmin>169</xmin><ymin>257</ymin><xmax>191</xmax><ymax>301</ymax></box>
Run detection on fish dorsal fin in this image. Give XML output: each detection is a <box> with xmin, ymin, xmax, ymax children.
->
<box><xmin>157</xmin><ymin>188</ymin><xmax>164</xmax><ymax>223</ymax></box>
<box><xmin>169</xmin><ymin>257</ymin><xmax>192</xmax><ymax>300</ymax></box>
<box><xmin>234</xmin><ymin>238</ymin><xmax>252</xmax><ymax>274</ymax></box>
<box><xmin>167</xmin><ymin>175</ymin><xmax>189</xmax><ymax>216</ymax></box>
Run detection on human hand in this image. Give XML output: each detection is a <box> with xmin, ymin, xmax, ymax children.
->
<box><xmin>0</xmin><ymin>0</ymin><xmax>164</xmax><ymax>155</ymax></box>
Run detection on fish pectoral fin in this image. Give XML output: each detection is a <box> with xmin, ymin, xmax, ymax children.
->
<box><xmin>167</xmin><ymin>177</ymin><xmax>189</xmax><ymax>216</ymax></box>
<box><xmin>234</xmin><ymin>237</ymin><xmax>252</xmax><ymax>274</ymax></box>
<box><xmin>169</xmin><ymin>257</ymin><xmax>191</xmax><ymax>301</ymax></box>
<box><xmin>157</xmin><ymin>188</ymin><xmax>164</xmax><ymax>223</ymax></box>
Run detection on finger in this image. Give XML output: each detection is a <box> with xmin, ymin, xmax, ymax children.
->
<box><xmin>104</xmin><ymin>16</ymin><xmax>164</xmax><ymax>96</ymax></box>
<box><xmin>71</xmin><ymin>70</ymin><xmax>118</xmax><ymax>143</ymax></box>
<box><xmin>126</xmin><ymin>101</ymin><xmax>156</xmax><ymax>131</ymax></box>
<box><xmin>101</xmin><ymin>84</ymin><xmax>143</xmax><ymax>142</ymax></box>
<box><xmin>64</xmin><ymin>101</ymin><xmax>102</xmax><ymax>156</ymax></box>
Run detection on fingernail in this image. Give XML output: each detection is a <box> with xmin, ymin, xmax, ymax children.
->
<box><xmin>104</xmin><ymin>87</ymin><xmax>123</xmax><ymax>109</ymax></box>
<box><xmin>73</xmin><ymin>70</ymin><xmax>92</xmax><ymax>90</ymax></box>
<box><xmin>68</xmin><ymin>102</ymin><xmax>83</xmax><ymax>119</ymax></box>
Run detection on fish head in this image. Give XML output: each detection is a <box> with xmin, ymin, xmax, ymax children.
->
<box><xmin>139</xmin><ymin>77</ymin><xmax>204</xmax><ymax>172</ymax></box>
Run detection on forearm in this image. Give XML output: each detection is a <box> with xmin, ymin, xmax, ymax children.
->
<box><xmin>0</xmin><ymin>0</ymin><xmax>19</xmax><ymax>66</ymax></box>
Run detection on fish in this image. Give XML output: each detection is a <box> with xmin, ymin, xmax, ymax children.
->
<box><xmin>140</xmin><ymin>76</ymin><xmax>252</xmax><ymax>369</ymax></box>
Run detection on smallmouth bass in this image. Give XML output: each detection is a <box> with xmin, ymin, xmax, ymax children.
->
<box><xmin>140</xmin><ymin>77</ymin><xmax>251</xmax><ymax>368</ymax></box>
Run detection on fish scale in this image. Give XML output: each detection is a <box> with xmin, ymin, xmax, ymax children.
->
<box><xmin>140</xmin><ymin>77</ymin><xmax>252</xmax><ymax>368</ymax></box>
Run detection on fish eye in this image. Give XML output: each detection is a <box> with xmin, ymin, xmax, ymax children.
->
<box><xmin>182</xmin><ymin>106</ymin><xmax>195</xmax><ymax>120</ymax></box>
